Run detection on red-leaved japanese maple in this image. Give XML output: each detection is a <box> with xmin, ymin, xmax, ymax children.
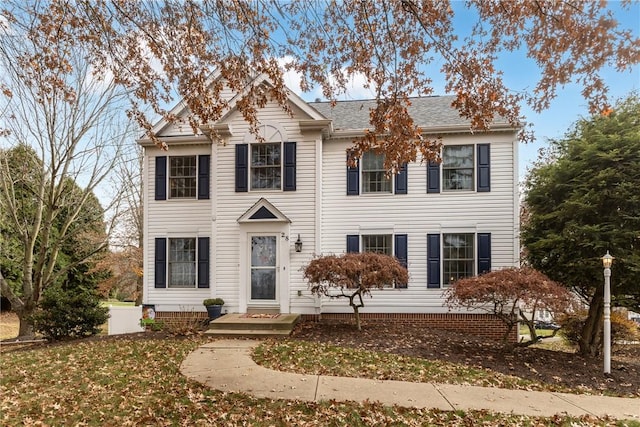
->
<box><xmin>445</xmin><ymin>267</ymin><xmax>574</xmax><ymax>345</ymax></box>
<box><xmin>303</xmin><ymin>252</ymin><xmax>408</xmax><ymax>331</ymax></box>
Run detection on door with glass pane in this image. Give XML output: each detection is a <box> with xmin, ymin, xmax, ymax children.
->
<box><xmin>250</xmin><ymin>235</ymin><xmax>277</xmax><ymax>300</ymax></box>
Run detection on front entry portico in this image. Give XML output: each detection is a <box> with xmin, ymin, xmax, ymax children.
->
<box><xmin>237</xmin><ymin>198</ymin><xmax>292</xmax><ymax>314</ymax></box>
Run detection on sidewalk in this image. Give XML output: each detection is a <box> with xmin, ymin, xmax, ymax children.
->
<box><xmin>180</xmin><ymin>339</ymin><xmax>639</xmax><ymax>421</ymax></box>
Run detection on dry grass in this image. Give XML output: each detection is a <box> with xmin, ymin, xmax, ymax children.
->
<box><xmin>0</xmin><ymin>311</ymin><xmax>19</xmax><ymax>341</ymax></box>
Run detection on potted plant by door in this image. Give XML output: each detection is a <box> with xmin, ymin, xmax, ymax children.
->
<box><xmin>203</xmin><ymin>298</ymin><xmax>224</xmax><ymax>320</ymax></box>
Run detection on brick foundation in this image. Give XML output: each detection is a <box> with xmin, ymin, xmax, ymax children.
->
<box><xmin>300</xmin><ymin>312</ymin><xmax>517</xmax><ymax>342</ymax></box>
<box><xmin>153</xmin><ymin>310</ymin><xmax>517</xmax><ymax>342</ymax></box>
<box><xmin>154</xmin><ymin>311</ymin><xmax>209</xmax><ymax>329</ymax></box>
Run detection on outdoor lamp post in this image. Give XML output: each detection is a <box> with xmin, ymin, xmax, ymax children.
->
<box><xmin>602</xmin><ymin>251</ymin><xmax>613</xmax><ymax>375</ymax></box>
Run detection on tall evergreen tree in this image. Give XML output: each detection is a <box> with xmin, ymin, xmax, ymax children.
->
<box><xmin>522</xmin><ymin>95</ymin><xmax>640</xmax><ymax>356</ymax></box>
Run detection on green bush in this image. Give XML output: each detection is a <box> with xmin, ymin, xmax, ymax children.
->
<box><xmin>559</xmin><ymin>310</ymin><xmax>640</xmax><ymax>346</ymax></box>
<box><xmin>31</xmin><ymin>285</ymin><xmax>109</xmax><ymax>341</ymax></box>
<box><xmin>203</xmin><ymin>298</ymin><xmax>224</xmax><ymax>306</ymax></box>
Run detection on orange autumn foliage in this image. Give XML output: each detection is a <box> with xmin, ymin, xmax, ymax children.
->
<box><xmin>2</xmin><ymin>1</ymin><xmax>638</xmax><ymax>171</ymax></box>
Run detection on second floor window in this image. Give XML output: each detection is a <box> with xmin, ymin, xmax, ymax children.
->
<box><xmin>443</xmin><ymin>145</ymin><xmax>473</xmax><ymax>191</ymax></box>
<box><xmin>362</xmin><ymin>152</ymin><xmax>391</xmax><ymax>193</ymax></box>
<box><xmin>170</xmin><ymin>156</ymin><xmax>197</xmax><ymax>198</ymax></box>
<box><xmin>251</xmin><ymin>143</ymin><xmax>281</xmax><ymax>190</ymax></box>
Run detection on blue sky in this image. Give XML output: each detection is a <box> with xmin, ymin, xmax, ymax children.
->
<box><xmin>284</xmin><ymin>2</ymin><xmax>640</xmax><ymax>181</ymax></box>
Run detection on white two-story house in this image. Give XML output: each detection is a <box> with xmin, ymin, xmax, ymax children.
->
<box><xmin>137</xmin><ymin>73</ymin><xmax>519</xmax><ymax>336</ymax></box>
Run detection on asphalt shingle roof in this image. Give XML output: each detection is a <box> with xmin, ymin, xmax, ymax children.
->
<box><xmin>308</xmin><ymin>95</ymin><xmax>507</xmax><ymax>131</ymax></box>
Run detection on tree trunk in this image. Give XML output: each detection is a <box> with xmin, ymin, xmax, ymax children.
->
<box><xmin>1</xmin><ymin>271</ymin><xmax>36</xmax><ymax>340</ymax></box>
<box><xmin>579</xmin><ymin>285</ymin><xmax>604</xmax><ymax>357</ymax></box>
<box><xmin>348</xmin><ymin>290</ymin><xmax>363</xmax><ymax>331</ymax></box>
<box><xmin>353</xmin><ymin>306</ymin><xmax>361</xmax><ymax>331</ymax></box>
<box><xmin>17</xmin><ymin>315</ymin><xmax>35</xmax><ymax>339</ymax></box>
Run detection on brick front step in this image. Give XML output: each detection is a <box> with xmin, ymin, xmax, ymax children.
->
<box><xmin>205</xmin><ymin>313</ymin><xmax>300</xmax><ymax>337</ymax></box>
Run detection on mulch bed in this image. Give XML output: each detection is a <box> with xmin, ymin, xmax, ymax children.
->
<box><xmin>290</xmin><ymin>320</ymin><xmax>640</xmax><ymax>398</ymax></box>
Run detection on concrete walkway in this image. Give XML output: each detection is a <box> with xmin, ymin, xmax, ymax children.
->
<box><xmin>180</xmin><ymin>339</ymin><xmax>640</xmax><ymax>421</ymax></box>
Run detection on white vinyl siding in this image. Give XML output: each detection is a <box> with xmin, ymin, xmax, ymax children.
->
<box><xmin>213</xmin><ymin>101</ymin><xmax>320</xmax><ymax>313</ymax></box>
<box><xmin>144</xmin><ymin>145</ymin><xmax>212</xmax><ymax>307</ymax></box>
<box><xmin>320</xmin><ymin>133</ymin><xmax>518</xmax><ymax>312</ymax></box>
<box><xmin>142</xmin><ymin>92</ymin><xmax>518</xmax><ymax>315</ymax></box>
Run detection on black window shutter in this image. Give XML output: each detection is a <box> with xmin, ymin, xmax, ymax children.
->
<box><xmin>346</xmin><ymin>153</ymin><xmax>359</xmax><ymax>195</ymax></box>
<box><xmin>427</xmin><ymin>233</ymin><xmax>440</xmax><ymax>288</ymax></box>
<box><xmin>394</xmin><ymin>234</ymin><xmax>408</xmax><ymax>288</ymax></box>
<box><xmin>346</xmin><ymin>235</ymin><xmax>359</xmax><ymax>253</ymax></box>
<box><xmin>477</xmin><ymin>233</ymin><xmax>491</xmax><ymax>274</ymax></box>
<box><xmin>155</xmin><ymin>156</ymin><xmax>167</xmax><ymax>200</ymax></box>
<box><xmin>154</xmin><ymin>238</ymin><xmax>167</xmax><ymax>288</ymax></box>
<box><xmin>198</xmin><ymin>155</ymin><xmax>210</xmax><ymax>200</ymax></box>
<box><xmin>427</xmin><ymin>161</ymin><xmax>440</xmax><ymax>193</ymax></box>
<box><xmin>395</xmin><ymin>163</ymin><xmax>408</xmax><ymax>194</ymax></box>
<box><xmin>235</xmin><ymin>144</ymin><xmax>248</xmax><ymax>192</ymax></box>
<box><xmin>283</xmin><ymin>142</ymin><xmax>296</xmax><ymax>191</ymax></box>
<box><xmin>477</xmin><ymin>144</ymin><xmax>490</xmax><ymax>192</ymax></box>
<box><xmin>197</xmin><ymin>237</ymin><xmax>210</xmax><ymax>288</ymax></box>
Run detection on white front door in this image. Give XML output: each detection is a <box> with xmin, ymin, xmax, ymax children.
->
<box><xmin>249</xmin><ymin>235</ymin><xmax>278</xmax><ymax>302</ymax></box>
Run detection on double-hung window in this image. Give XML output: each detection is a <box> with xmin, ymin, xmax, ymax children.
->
<box><xmin>442</xmin><ymin>145</ymin><xmax>473</xmax><ymax>191</ymax></box>
<box><xmin>362</xmin><ymin>234</ymin><xmax>392</xmax><ymax>255</ymax></box>
<box><xmin>251</xmin><ymin>143</ymin><xmax>281</xmax><ymax>190</ymax></box>
<box><xmin>169</xmin><ymin>156</ymin><xmax>197</xmax><ymax>198</ymax></box>
<box><xmin>346</xmin><ymin>152</ymin><xmax>407</xmax><ymax>195</ymax></box>
<box><xmin>235</xmin><ymin>139</ymin><xmax>296</xmax><ymax>192</ymax></box>
<box><xmin>346</xmin><ymin>233</ymin><xmax>408</xmax><ymax>288</ymax></box>
<box><xmin>154</xmin><ymin>237</ymin><xmax>210</xmax><ymax>289</ymax></box>
<box><xmin>427</xmin><ymin>144</ymin><xmax>490</xmax><ymax>193</ymax></box>
<box><xmin>427</xmin><ymin>232</ymin><xmax>491</xmax><ymax>288</ymax></box>
<box><xmin>362</xmin><ymin>152</ymin><xmax>391</xmax><ymax>193</ymax></box>
<box><xmin>168</xmin><ymin>238</ymin><xmax>196</xmax><ymax>288</ymax></box>
<box><xmin>443</xmin><ymin>233</ymin><xmax>474</xmax><ymax>285</ymax></box>
<box><xmin>155</xmin><ymin>155</ymin><xmax>210</xmax><ymax>200</ymax></box>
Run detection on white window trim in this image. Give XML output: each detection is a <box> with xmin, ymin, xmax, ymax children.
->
<box><xmin>359</xmin><ymin>233</ymin><xmax>402</xmax><ymax>289</ymax></box>
<box><xmin>243</xmin><ymin>123</ymin><xmax>288</xmax><ymax>193</ymax></box>
<box><xmin>442</xmin><ymin>144</ymin><xmax>475</xmax><ymax>192</ymax></box>
<box><xmin>167</xmin><ymin>237</ymin><xmax>198</xmax><ymax>289</ymax></box>
<box><xmin>168</xmin><ymin>155</ymin><xmax>197</xmax><ymax>199</ymax></box>
<box><xmin>441</xmin><ymin>232</ymin><xmax>475</xmax><ymax>287</ymax></box>
<box><xmin>249</xmin><ymin>142</ymin><xmax>283</xmax><ymax>191</ymax></box>
<box><xmin>361</xmin><ymin>151</ymin><xmax>393</xmax><ymax>194</ymax></box>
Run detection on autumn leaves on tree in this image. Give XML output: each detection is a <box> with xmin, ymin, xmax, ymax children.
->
<box><xmin>1</xmin><ymin>1</ymin><xmax>639</xmax><ymax>340</ymax></box>
<box><xmin>1</xmin><ymin>1</ymin><xmax>638</xmax><ymax>171</ymax></box>
<box><xmin>304</xmin><ymin>253</ymin><xmax>408</xmax><ymax>331</ymax></box>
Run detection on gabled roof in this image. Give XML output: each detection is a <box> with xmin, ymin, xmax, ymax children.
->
<box><xmin>147</xmin><ymin>71</ymin><xmax>327</xmax><ymax>140</ymax></box>
<box><xmin>237</xmin><ymin>198</ymin><xmax>291</xmax><ymax>223</ymax></box>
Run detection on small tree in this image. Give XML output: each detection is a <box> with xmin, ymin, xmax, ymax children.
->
<box><xmin>445</xmin><ymin>267</ymin><xmax>574</xmax><ymax>345</ymax></box>
<box><xmin>31</xmin><ymin>284</ymin><xmax>109</xmax><ymax>341</ymax></box>
<box><xmin>303</xmin><ymin>252</ymin><xmax>408</xmax><ymax>331</ymax></box>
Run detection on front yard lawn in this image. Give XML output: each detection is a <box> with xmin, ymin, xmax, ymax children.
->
<box><xmin>0</xmin><ymin>333</ymin><xmax>628</xmax><ymax>426</ymax></box>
